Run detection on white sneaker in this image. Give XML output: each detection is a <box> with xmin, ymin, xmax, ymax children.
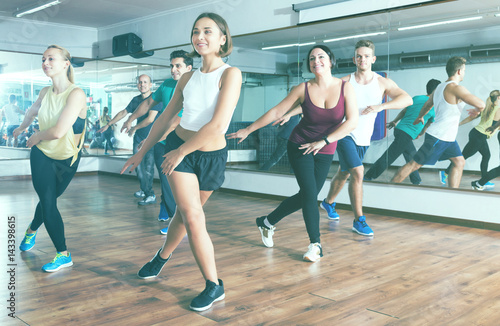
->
<box><xmin>256</xmin><ymin>217</ymin><xmax>275</xmax><ymax>248</ymax></box>
<box><xmin>303</xmin><ymin>243</ymin><xmax>323</xmax><ymax>262</ymax></box>
<box><xmin>138</xmin><ymin>195</ymin><xmax>156</xmax><ymax>206</ymax></box>
<box><xmin>134</xmin><ymin>190</ymin><xmax>145</xmax><ymax>198</ymax></box>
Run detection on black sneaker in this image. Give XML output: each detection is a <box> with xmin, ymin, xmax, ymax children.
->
<box><xmin>137</xmin><ymin>249</ymin><xmax>171</xmax><ymax>279</ymax></box>
<box><xmin>189</xmin><ymin>279</ymin><xmax>225</xmax><ymax>311</ymax></box>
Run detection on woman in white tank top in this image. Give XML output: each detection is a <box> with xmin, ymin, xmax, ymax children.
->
<box><xmin>122</xmin><ymin>13</ymin><xmax>242</xmax><ymax>312</ymax></box>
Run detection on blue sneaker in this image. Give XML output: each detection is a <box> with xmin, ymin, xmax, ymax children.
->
<box><xmin>42</xmin><ymin>252</ymin><xmax>73</xmax><ymax>272</ymax></box>
<box><xmin>352</xmin><ymin>216</ymin><xmax>373</xmax><ymax>236</ymax></box>
<box><xmin>160</xmin><ymin>227</ymin><xmax>169</xmax><ymax>235</ymax></box>
<box><xmin>320</xmin><ymin>199</ymin><xmax>340</xmax><ymax>220</ymax></box>
<box><xmin>439</xmin><ymin>171</ymin><xmax>448</xmax><ymax>185</ymax></box>
<box><xmin>20</xmin><ymin>229</ymin><xmax>37</xmax><ymax>252</ymax></box>
<box><xmin>484</xmin><ymin>181</ymin><xmax>495</xmax><ymax>190</ymax></box>
<box><xmin>158</xmin><ymin>202</ymin><xmax>169</xmax><ymax>221</ymax></box>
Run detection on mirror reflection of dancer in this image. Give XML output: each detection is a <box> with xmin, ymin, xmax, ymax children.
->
<box><xmin>228</xmin><ymin>45</ymin><xmax>358</xmax><ymax>262</ymax></box>
<box><xmin>98</xmin><ymin>74</ymin><xmax>160</xmax><ymax>206</ymax></box>
<box><xmin>392</xmin><ymin>57</ymin><xmax>485</xmax><ymax>188</ymax></box>
<box><xmin>122</xmin><ymin>13</ymin><xmax>241</xmax><ymax>312</ymax></box>
<box><xmin>441</xmin><ymin>90</ymin><xmax>500</xmax><ymax>188</ymax></box>
<box><xmin>15</xmin><ymin>45</ymin><xmax>87</xmax><ymax>272</ymax></box>
<box><xmin>99</xmin><ymin>106</ymin><xmax>116</xmax><ymax>155</ymax></box>
<box><xmin>320</xmin><ymin>40</ymin><xmax>412</xmax><ymax>236</ymax></box>
<box><xmin>2</xmin><ymin>94</ymin><xmax>24</xmax><ymax>147</ymax></box>
<box><xmin>364</xmin><ymin>79</ymin><xmax>440</xmax><ymax>185</ymax></box>
<box><xmin>472</xmin><ymin>118</ymin><xmax>500</xmax><ymax>190</ymax></box>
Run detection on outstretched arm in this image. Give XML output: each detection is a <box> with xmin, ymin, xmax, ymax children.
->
<box><xmin>272</xmin><ymin>105</ymin><xmax>303</xmax><ymax>126</ymax></box>
<box><xmin>13</xmin><ymin>87</ymin><xmax>49</xmax><ymax>138</ymax></box>
<box><xmin>26</xmin><ymin>88</ymin><xmax>87</xmax><ymax>147</ymax></box>
<box><xmin>459</xmin><ymin>113</ymin><xmax>479</xmax><ymax>126</ymax></box>
<box><xmin>159</xmin><ymin>67</ymin><xmax>243</xmax><ymax>176</ymax></box>
<box><xmin>362</xmin><ymin>78</ymin><xmax>413</xmax><ymax>114</ymax></box>
<box><xmin>453</xmin><ymin>85</ymin><xmax>485</xmax><ymax>115</ymax></box>
<box><xmin>227</xmin><ymin>83</ymin><xmax>304</xmax><ymax>143</ymax></box>
<box><xmin>121</xmin><ymin>74</ymin><xmax>187</xmax><ymax>174</ymax></box>
<box><xmin>300</xmin><ymin>82</ymin><xmax>358</xmax><ymax>155</ymax></box>
<box><xmin>121</xmin><ymin>97</ymin><xmax>159</xmax><ymax>133</ymax></box>
<box><xmin>98</xmin><ymin>109</ymin><xmax>128</xmax><ymax>133</ymax></box>
<box><xmin>414</xmin><ymin>94</ymin><xmax>434</xmax><ymax>125</ymax></box>
<box><xmin>387</xmin><ymin>107</ymin><xmax>408</xmax><ymax>129</ymax></box>
<box><xmin>127</xmin><ymin>110</ymin><xmax>159</xmax><ymax>136</ymax></box>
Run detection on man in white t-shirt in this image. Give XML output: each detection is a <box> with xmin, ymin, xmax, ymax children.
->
<box><xmin>391</xmin><ymin>56</ymin><xmax>485</xmax><ymax>188</ymax></box>
<box><xmin>321</xmin><ymin>40</ymin><xmax>412</xmax><ymax>236</ymax></box>
<box><xmin>1</xmin><ymin>94</ymin><xmax>24</xmax><ymax>147</ymax></box>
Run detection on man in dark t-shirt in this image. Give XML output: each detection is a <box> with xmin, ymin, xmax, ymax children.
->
<box><xmin>98</xmin><ymin>74</ymin><xmax>161</xmax><ymax>205</ymax></box>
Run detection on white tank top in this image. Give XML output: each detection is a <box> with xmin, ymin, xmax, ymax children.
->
<box><xmin>180</xmin><ymin>64</ymin><xmax>232</xmax><ymax>133</ymax></box>
<box><xmin>348</xmin><ymin>72</ymin><xmax>383</xmax><ymax>146</ymax></box>
<box><xmin>426</xmin><ymin>81</ymin><xmax>464</xmax><ymax>142</ymax></box>
<box><xmin>3</xmin><ymin>104</ymin><xmax>21</xmax><ymax>125</ymax></box>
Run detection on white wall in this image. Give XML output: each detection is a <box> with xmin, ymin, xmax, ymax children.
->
<box><xmin>0</xmin><ymin>17</ymin><xmax>97</xmax><ymax>58</ymax></box>
<box><xmin>96</xmin><ymin>0</ymin><xmax>301</xmax><ymax>58</ymax></box>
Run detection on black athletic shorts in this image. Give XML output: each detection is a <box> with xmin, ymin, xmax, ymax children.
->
<box><xmin>164</xmin><ymin>131</ymin><xmax>228</xmax><ymax>191</ymax></box>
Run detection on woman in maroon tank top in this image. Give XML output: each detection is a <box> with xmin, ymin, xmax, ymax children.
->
<box><xmin>228</xmin><ymin>45</ymin><xmax>358</xmax><ymax>262</ymax></box>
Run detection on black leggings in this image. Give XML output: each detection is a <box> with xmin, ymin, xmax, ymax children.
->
<box><xmin>267</xmin><ymin>141</ymin><xmax>333</xmax><ymax>244</ymax></box>
<box><xmin>30</xmin><ymin>146</ymin><xmax>80</xmax><ymax>252</ymax></box>
<box><xmin>478</xmin><ymin>132</ymin><xmax>500</xmax><ymax>186</ymax></box>
<box><xmin>445</xmin><ymin>128</ymin><xmax>490</xmax><ymax>177</ymax></box>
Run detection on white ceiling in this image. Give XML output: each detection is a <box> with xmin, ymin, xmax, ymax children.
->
<box><xmin>234</xmin><ymin>0</ymin><xmax>500</xmax><ymax>56</ymax></box>
<box><xmin>0</xmin><ymin>1</ymin><xmax>499</xmax><ymax>55</ymax></box>
<box><xmin>0</xmin><ymin>0</ymin><xmax>215</xmax><ymax>27</ymax></box>
<box><xmin>1</xmin><ymin>0</ymin><xmax>499</xmax><ymax>73</ymax></box>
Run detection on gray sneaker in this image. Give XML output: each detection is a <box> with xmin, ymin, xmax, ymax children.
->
<box><xmin>134</xmin><ymin>190</ymin><xmax>145</xmax><ymax>198</ymax></box>
<box><xmin>138</xmin><ymin>195</ymin><xmax>156</xmax><ymax>206</ymax></box>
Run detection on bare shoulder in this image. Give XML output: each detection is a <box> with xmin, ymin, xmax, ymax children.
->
<box><xmin>378</xmin><ymin>75</ymin><xmax>398</xmax><ymax>88</ymax></box>
<box><xmin>38</xmin><ymin>86</ymin><xmax>50</xmax><ymax>99</ymax></box>
<box><xmin>177</xmin><ymin>70</ymin><xmax>195</xmax><ymax>90</ymax></box>
<box><xmin>343</xmin><ymin>80</ymin><xmax>355</xmax><ymax>92</ymax></box>
<box><xmin>341</xmin><ymin>74</ymin><xmax>351</xmax><ymax>82</ymax></box>
<box><xmin>447</xmin><ymin>82</ymin><xmax>468</xmax><ymax>94</ymax></box>
<box><xmin>69</xmin><ymin>86</ymin><xmax>86</xmax><ymax>97</ymax></box>
<box><xmin>293</xmin><ymin>81</ymin><xmax>306</xmax><ymax>92</ymax></box>
<box><xmin>222</xmin><ymin>66</ymin><xmax>242</xmax><ymax>80</ymax></box>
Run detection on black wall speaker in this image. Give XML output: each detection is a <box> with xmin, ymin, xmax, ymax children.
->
<box><xmin>112</xmin><ymin>33</ymin><xmax>143</xmax><ymax>56</ymax></box>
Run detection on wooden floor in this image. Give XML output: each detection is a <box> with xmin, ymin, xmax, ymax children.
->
<box><xmin>2</xmin><ymin>174</ymin><xmax>500</xmax><ymax>325</ymax></box>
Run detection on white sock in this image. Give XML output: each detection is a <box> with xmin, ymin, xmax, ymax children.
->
<box><xmin>263</xmin><ymin>217</ymin><xmax>273</xmax><ymax>229</ymax></box>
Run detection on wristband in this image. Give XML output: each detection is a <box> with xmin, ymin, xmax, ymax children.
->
<box><xmin>323</xmin><ymin>136</ymin><xmax>330</xmax><ymax>145</ymax></box>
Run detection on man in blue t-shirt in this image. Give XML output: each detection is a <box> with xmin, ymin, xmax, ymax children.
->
<box><xmin>364</xmin><ymin>79</ymin><xmax>440</xmax><ymax>185</ymax></box>
<box><xmin>99</xmin><ymin>74</ymin><xmax>161</xmax><ymax>205</ymax></box>
<box><xmin>121</xmin><ymin>50</ymin><xmax>193</xmax><ymax>227</ymax></box>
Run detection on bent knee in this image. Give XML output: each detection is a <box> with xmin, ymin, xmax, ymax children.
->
<box><xmin>179</xmin><ymin>209</ymin><xmax>205</xmax><ymax>233</ymax></box>
<box><xmin>451</xmin><ymin>156</ymin><xmax>465</xmax><ymax>168</ymax></box>
<box><xmin>349</xmin><ymin>166</ymin><xmax>364</xmax><ymax>180</ymax></box>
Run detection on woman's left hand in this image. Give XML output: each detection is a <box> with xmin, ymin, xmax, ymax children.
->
<box><xmin>299</xmin><ymin>140</ymin><xmax>325</xmax><ymax>155</ymax></box>
<box><xmin>161</xmin><ymin>148</ymin><xmax>185</xmax><ymax>176</ymax></box>
<box><xmin>26</xmin><ymin>129</ymin><xmax>41</xmax><ymax>148</ymax></box>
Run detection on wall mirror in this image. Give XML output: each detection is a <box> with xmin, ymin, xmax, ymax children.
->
<box><xmin>1</xmin><ymin>0</ymin><xmax>499</xmax><ymax>194</ymax></box>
